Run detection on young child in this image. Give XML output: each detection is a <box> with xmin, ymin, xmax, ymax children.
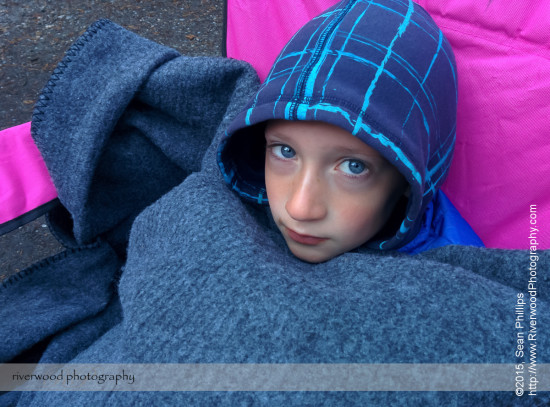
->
<box><xmin>218</xmin><ymin>0</ymin><xmax>482</xmax><ymax>262</ymax></box>
<box><xmin>4</xmin><ymin>1</ymin><xmax>545</xmax><ymax>406</ymax></box>
<box><xmin>263</xmin><ymin>119</ymin><xmax>409</xmax><ymax>263</ymax></box>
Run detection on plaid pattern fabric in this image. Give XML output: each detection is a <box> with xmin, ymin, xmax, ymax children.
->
<box><xmin>219</xmin><ymin>0</ymin><xmax>457</xmax><ymax>250</ymax></box>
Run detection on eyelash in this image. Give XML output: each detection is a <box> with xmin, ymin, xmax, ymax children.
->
<box><xmin>338</xmin><ymin>159</ymin><xmax>370</xmax><ymax>178</ymax></box>
<box><xmin>266</xmin><ymin>143</ymin><xmax>371</xmax><ymax>179</ymax></box>
<box><xmin>268</xmin><ymin>144</ymin><xmax>296</xmax><ymax>160</ymax></box>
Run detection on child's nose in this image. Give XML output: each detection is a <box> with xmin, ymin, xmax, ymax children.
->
<box><xmin>285</xmin><ymin>170</ymin><xmax>327</xmax><ymax>222</ymax></box>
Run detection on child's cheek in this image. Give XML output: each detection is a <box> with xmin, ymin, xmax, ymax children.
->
<box><xmin>333</xmin><ymin>186</ymin><xmax>390</xmax><ymax>239</ymax></box>
<box><xmin>265</xmin><ymin>159</ymin><xmax>292</xmax><ymax>211</ymax></box>
<box><xmin>265</xmin><ymin>152</ymin><xmax>295</xmax><ymax>176</ymax></box>
<box><xmin>333</xmin><ymin>173</ymin><xmax>373</xmax><ymax>195</ymax></box>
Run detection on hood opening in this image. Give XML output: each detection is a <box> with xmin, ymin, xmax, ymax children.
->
<box><xmin>219</xmin><ymin>122</ymin><xmax>268</xmax><ymax>204</ymax></box>
<box><xmin>221</xmin><ymin>118</ymin><xmax>411</xmax><ymax>250</ymax></box>
<box><xmin>369</xmin><ymin>193</ymin><xmax>409</xmax><ymax>246</ymax></box>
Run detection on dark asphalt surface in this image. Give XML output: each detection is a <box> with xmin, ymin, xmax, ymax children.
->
<box><xmin>0</xmin><ymin>0</ymin><xmax>225</xmax><ymax>278</ymax></box>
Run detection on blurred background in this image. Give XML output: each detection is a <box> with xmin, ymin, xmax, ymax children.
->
<box><xmin>0</xmin><ymin>0</ymin><xmax>225</xmax><ymax>277</ymax></box>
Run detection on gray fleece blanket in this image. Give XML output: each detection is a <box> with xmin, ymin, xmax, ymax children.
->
<box><xmin>1</xmin><ymin>19</ymin><xmax>548</xmax><ymax>406</ymax></box>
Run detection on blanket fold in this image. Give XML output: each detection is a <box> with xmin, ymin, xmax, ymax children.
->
<box><xmin>31</xmin><ymin>19</ymin><xmax>259</xmax><ymax>248</ymax></box>
<box><xmin>2</xmin><ymin>16</ymin><xmax>548</xmax><ymax>407</ymax></box>
<box><xmin>0</xmin><ymin>241</ymin><xmax>119</xmax><ymax>363</ymax></box>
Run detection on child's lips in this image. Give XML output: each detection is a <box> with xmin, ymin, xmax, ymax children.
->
<box><xmin>285</xmin><ymin>227</ymin><xmax>327</xmax><ymax>245</ymax></box>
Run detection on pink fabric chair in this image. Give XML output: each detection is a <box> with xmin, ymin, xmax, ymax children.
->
<box><xmin>226</xmin><ymin>0</ymin><xmax>550</xmax><ymax>250</ymax></box>
<box><xmin>2</xmin><ymin>0</ymin><xmax>549</xmax><ymax>250</ymax></box>
<box><xmin>0</xmin><ymin>122</ymin><xmax>57</xmax><ymax>234</ymax></box>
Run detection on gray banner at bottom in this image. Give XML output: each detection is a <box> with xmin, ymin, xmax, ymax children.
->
<box><xmin>1</xmin><ymin>363</ymin><xmax>547</xmax><ymax>392</ymax></box>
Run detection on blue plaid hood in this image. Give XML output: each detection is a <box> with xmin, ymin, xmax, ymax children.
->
<box><xmin>218</xmin><ymin>0</ymin><xmax>457</xmax><ymax>250</ymax></box>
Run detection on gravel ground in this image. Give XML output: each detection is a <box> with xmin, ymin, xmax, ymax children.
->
<box><xmin>0</xmin><ymin>0</ymin><xmax>225</xmax><ymax>278</ymax></box>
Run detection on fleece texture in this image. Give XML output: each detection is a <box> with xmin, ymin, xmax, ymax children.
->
<box><xmin>30</xmin><ymin>18</ymin><xmax>255</xmax><ymax>253</ymax></box>
<box><xmin>2</xmin><ymin>16</ymin><xmax>548</xmax><ymax>407</ymax></box>
<box><xmin>218</xmin><ymin>0</ymin><xmax>458</xmax><ymax>250</ymax></box>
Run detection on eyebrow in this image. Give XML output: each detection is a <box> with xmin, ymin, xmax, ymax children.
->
<box><xmin>334</xmin><ymin>146</ymin><xmax>381</xmax><ymax>157</ymax></box>
<box><xmin>264</xmin><ymin>129</ymin><xmax>286</xmax><ymax>139</ymax></box>
<box><xmin>265</xmin><ymin>129</ymin><xmax>388</xmax><ymax>164</ymax></box>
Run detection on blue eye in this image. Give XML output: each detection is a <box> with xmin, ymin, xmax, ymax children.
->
<box><xmin>275</xmin><ymin>145</ymin><xmax>296</xmax><ymax>159</ymax></box>
<box><xmin>341</xmin><ymin>159</ymin><xmax>367</xmax><ymax>175</ymax></box>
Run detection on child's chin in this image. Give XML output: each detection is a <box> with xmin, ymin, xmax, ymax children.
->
<box><xmin>288</xmin><ymin>244</ymin><xmax>337</xmax><ymax>264</ymax></box>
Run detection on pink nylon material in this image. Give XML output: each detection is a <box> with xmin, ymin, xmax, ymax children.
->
<box><xmin>226</xmin><ymin>0</ymin><xmax>549</xmax><ymax>249</ymax></box>
<box><xmin>417</xmin><ymin>0</ymin><xmax>550</xmax><ymax>250</ymax></box>
<box><xmin>1</xmin><ymin>0</ymin><xmax>548</xmax><ymax>248</ymax></box>
<box><xmin>226</xmin><ymin>0</ymin><xmax>337</xmax><ymax>82</ymax></box>
<box><xmin>0</xmin><ymin>122</ymin><xmax>57</xmax><ymax>225</ymax></box>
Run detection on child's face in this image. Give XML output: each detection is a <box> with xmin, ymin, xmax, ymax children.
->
<box><xmin>265</xmin><ymin>120</ymin><xmax>408</xmax><ymax>263</ymax></box>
